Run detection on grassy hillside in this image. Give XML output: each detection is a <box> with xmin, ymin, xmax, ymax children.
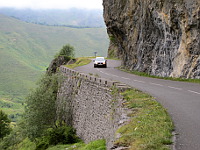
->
<box><xmin>0</xmin><ymin>14</ymin><xmax>109</xmax><ymax>120</ymax></box>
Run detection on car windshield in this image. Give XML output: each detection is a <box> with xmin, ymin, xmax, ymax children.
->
<box><xmin>95</xmin><ymin>57</ymin><xmax>105</xmax><ymax>61</ymax></box>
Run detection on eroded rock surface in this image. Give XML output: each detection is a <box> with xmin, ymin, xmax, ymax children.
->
<box><xmin>103</xmin><ymin>0</ymin><xmax>200</xmax><ymax>78</ymax></box>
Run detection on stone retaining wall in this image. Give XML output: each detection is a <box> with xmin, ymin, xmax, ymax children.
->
<box><xmin>56</xmin><ymin>66</ymin><xmax>130</xmax><ymax>149</ymax></box>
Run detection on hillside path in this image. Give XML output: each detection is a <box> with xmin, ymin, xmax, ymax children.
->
<box><xmin>75</xmin><ymin>60</ymin><xmax>200</xmax><ymax>150</ymax></box>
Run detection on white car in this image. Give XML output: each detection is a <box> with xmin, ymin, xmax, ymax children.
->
<box><xmin>93</xmin><ymin>57</ymin><xmax>107</xmax><ymax>68</ymax></box>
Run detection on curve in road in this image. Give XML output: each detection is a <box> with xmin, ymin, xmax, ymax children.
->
<box><xmin>75</xmin><ymin>59</ymin><xmax>200</xmax><ymax>150</ymax></box>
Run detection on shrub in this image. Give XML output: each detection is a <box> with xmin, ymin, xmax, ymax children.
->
<box><xmin>55</xmin><ymin>44</ymin><xmax>75</xmax><ymax>58</ymax></box>
<box><xmin>0</xmin><ymin>110</ymin><xmax>12</xmax><ymax>139</ymax></box>
<box><xmin>36</xmin><ymin>126</ymin><xmax>80</xmax><ymax>150</ymax></box>
<box><xmin>17</xmin><ymin>138</ymin><xmax>36</xmax><ymax>150</ymax></box>
<box><xmin>47</xmin><ymin>126</ymin><xmax>79</xmax><ymax>145</ymax></box>
<box><xmin>0</xmin><ymin>130</ymin><xmax>22</xmax><ymax>150</ymax></box>
<box><xmin>35</xmin><ymin>138</ymin><xmax>49</xmax><ymax>150</ymax></box>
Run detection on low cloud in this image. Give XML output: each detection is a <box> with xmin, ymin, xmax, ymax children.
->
<box><xmin>0</xmin><ymin>0</ymin><xmax>103</xmax><ymax>9</ymax></box>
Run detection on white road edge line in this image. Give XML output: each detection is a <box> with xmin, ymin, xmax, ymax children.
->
<box><xmin>97</xmin><ymin>69</ymin><xmax>110</xmax><ymax>76</ymax></box>
<box><xmin>112</xmin><ymin>75</ymin><xmax>119</xmax><ymax>77</ymax></box>
<box><xmin>103</xmin><ymin>73</ymin><xmax>110</xmax><ymax>76</ymax></box>
<box><xmin>150</xmin><ymin>82</ymin><xmax>164</xmax><ymax>87</ymax></box>
<box><xmin>133</xmin><ymin>80</ymin><xmax>145</xmax><ymax>83</ymax></box>
<box><xmin>168</xmin><ymin>86</ymin><xmax>182</xmax><ymax>91</ymax></box>
<box><xmin>188</xmin><ymin>90</ymin><xmax>200</xmax><ymax>95</ymax></box>
<box><xmin>121</xmin><ymin>77</ymin><xmax>131</xmax><ymax>80</ymax></box>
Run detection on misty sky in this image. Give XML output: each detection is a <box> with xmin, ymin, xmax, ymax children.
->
<box><xmin>0</xmin><ymin>0</ymin><xmax>103</xmax><ymax>9</ymax></box>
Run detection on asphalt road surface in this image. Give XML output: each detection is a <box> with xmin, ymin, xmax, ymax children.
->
<box><xmin>75</xmin><ymin>59</ymin><xmax>200</xmax><ymax>150</ymax></box>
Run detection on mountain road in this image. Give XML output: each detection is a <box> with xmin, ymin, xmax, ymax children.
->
<box><xmin>75</xmin><ymin>59</ymin><xmax>200</xmax><ymax>150</ymax></box>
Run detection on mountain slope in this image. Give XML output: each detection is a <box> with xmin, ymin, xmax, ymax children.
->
<box><xmin>0</xmin><ymin>14</ymin><xmax>109</xmax><ymax>118</ymax></box>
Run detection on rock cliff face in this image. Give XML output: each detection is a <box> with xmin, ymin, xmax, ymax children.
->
<box><xmin>103</xmin><ymin>0</ymin><xmax>200</xmax><ymax>78</ymax></box>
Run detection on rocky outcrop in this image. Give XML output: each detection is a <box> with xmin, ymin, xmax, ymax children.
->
<box><xmin>103</xmin><ymin>0</ymin><xmax>200</xmax><ymax>79</ymax></box>
<box><xmin>46</xmin><ymin>56</ymin><xmax>74</xmax><ymax>75</ymax></box>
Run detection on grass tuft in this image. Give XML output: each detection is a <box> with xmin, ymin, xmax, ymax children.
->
<box><xmin>115</xmin><ymin>89</ymin><xmax>174</xmax><ymax>150</ymax></box>
<box><xmin>80</xmin><ymin>139</ymin><xmax>106</xmax><ymax>150</ymax></box>
<box><xmin>46</xmin><ymin>139</ymin><xmax>106</xmax><ymax>150</ymax></box>
<box><xmin>65</xmin><ymin>58</ymin><xmax>91</xmax><ymax>69</ymax></box>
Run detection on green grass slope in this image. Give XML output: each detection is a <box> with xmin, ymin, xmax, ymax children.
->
<box><xmin>0</xmin><ymin>14</ymin><xmax>109</xmax><ymax>119</ymax></box>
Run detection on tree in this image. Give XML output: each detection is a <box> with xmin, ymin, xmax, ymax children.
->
<box><xmin>59</xmin><ymin>44</ymin><xmax>75</xmax><ymax>57</ymax></box>
<box><xmin>24</xmin><ymin>74</ymin><xmax>61</xmax><ymax>140</ymax></box>
<box><xmin>0</xmin><ymin>110</ymin><xmax>11</xmax><ymax>139</ymax></box>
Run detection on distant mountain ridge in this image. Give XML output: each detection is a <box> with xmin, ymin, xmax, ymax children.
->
<box><xmin>0</xmin><ymin>7</ymin><xmax>105</xmax><ymax>27</ymax></box>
